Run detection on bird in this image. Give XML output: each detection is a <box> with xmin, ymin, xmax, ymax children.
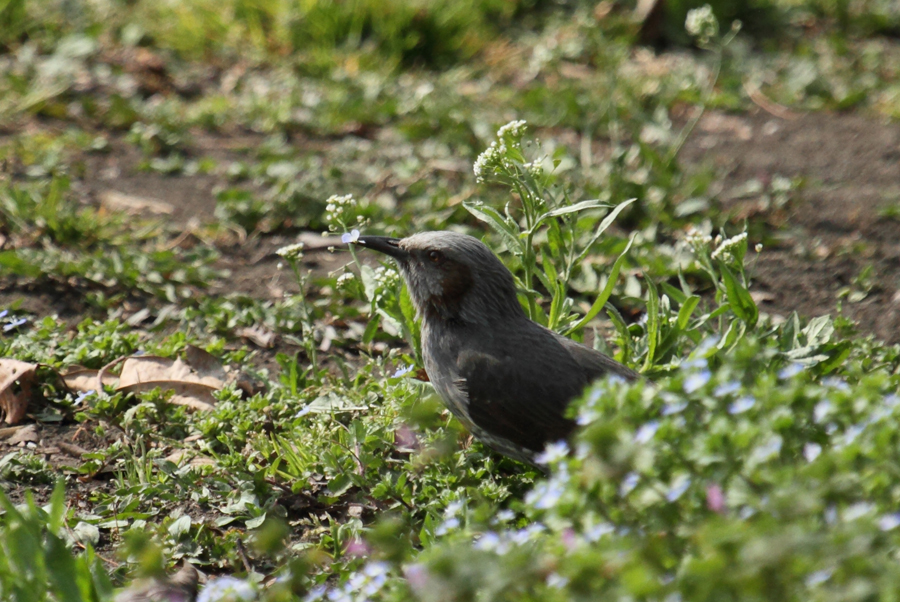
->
<box><xmin>114</xmin><ymin>563</ymin><xmax>199</xmax><ymax>602</ymax></box>
<box><xmin>352</xmin><ymin>231</ymin><xmax>640</xmax><ymax>466</ymax></box>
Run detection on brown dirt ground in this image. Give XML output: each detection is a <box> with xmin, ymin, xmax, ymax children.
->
<box><xmin>682</xmin><ymin>108</ymin><xmax>900</xmax><ymax>344</ymax></box>
<box><xmin>6</xmin><ymin>110</ymin><xmax>900</xmax><ymax>346</ymax></box>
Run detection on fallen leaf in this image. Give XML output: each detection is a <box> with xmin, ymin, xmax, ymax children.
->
<box><xmin>62</xmin><ymin>368</ymin><xmax>117</xmax><ymax>392</ymax></box>
<box><xmin>0</xmin><ymin>359</ymin><xmax>38</xmax><ymax>425</ymax></box>
<box><xmin>115</xmin><ymin>355</ymin><xmax>225</xmax><ymax>411</ymax></box>
<box><xmin>99</xmin><ymin>190</ymin><xmax>174</xmax><ymax>216</ymax></box>
<box><xmin>165</xmin><ymin>449</ymin><xmax>216</xmax><ymax>467</ymax></box>
<box><xmin>7</xmin><ymin>423</ymin><xmax>38</xmax><ymax>445</ymax></box>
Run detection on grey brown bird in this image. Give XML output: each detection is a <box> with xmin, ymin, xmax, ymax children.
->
<box><xmin>353</xmin><ymin>231</ymin><xmax>639</xmax><ymax>465</ymax></box>
<box><xmin>114</xmin><ymin>563</ymin><xmax>199</xmax><ymax>602</ymax></box>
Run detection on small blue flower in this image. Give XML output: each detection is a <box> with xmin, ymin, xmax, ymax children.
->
<box><xmin>546</xmin><ymin>573</ymin><xmax>569</xmax><ymax>589</ymax></box>
<box><xmin>695</xmin><ymin>335</ymin><xmax>720</xmax><ymax>355</ymax></box>
<box><xmin>666</xmin><ymin>476</ymin><xmax>691</xmax><ymax>502</ymax></box>
<box><xmin>813</xmin><ymin>400</ymin><xmax>833</xmax><ymax>423</ymax></box>
<box><xmin>391</xmin><ymin>364</ymin><xmax>413</xmax><ymax>378</ymax></box>
<box><xmin>728</xmin><ymin>396</ymin><xmax>755</xmax><ymax>414</ymax></box>
<box><xmin>435</xmin><ymin>517</ymin><xmax>459</xmax><ymax>536</ymax></box>
<box><xmin>681</xmin><ymin>358</ymin><xmax>708</xmax><ymax>370</ymax></box>
<box><xmin>778</xmin><ymin>363</ymin><xmax>804</xmax><ymax>379</ymax></box>
<box><xmin>3</xmin><ymin>318</ymin><xmax>28</xmax><ymax>332</ymax></box>
<box><xmin>822</xmin><ymin>377</ymin><xmax>849</xmax><ymax>391</ymax></box>
<box><xmin>803</xmin><ymin>442</ymin><xmax>822</xmax><ymax>462</ymax></box>
<box><xmin>535</xmin><ymin>440</ymin><xmax>569</xmax><ymax>465</ymax></box>
<box><xmin>662</xmin><ymin>400</ymin><xmax>687</xmax><ymax>415</ymax></box>
<box><xmin>714</xmin><ymin>381</ymin><xmax>741</xmax><ymax>397</ymax></box>
<box><xmin>528</xmin><ymin>479</ymin><xmax>565</xmax><ymax>510</ymax></box>
<box><xmin>74</xmin><ymin>390</ymin><xmax>95</xmax><ymax>405</ymax></box>
<box><xmin>806</xmin><ymin>569</ymin><xmax>832</xmax><ymax>587</ymax></box>
<box><xmin>295</xmin><ymin>406</ymin><xmax>312</xmax><ymax>418</ymax></box>
<box><xmin>683</xmin><ymin>370</ymin><xmax>711</xmax><ymax>393</ymax></box>
<box><xmin>0</xmin><ymin>310</ymin><xmax>7</xmax><ymax>319</ymax></box>
<box><xmin>879</xmin><ymin>513</ymin><xmax>900</xmax><ymax>531</ymax></box>
<box><xmin>620</xmin><ymin>472</ymin><xmax>640</xmax><ymax>496</ymax></box>
<box><xmin>584</xmin><ymin>522</ymin><xmax>614</xmax><ymax>542</ymax></box>
<box><xmin>197</xmin><ymin>576</ymin><xmax>256</xmax><ymax>602</ymax></box>
<box><xmin>634</xmin><ymin>421</ymin><xmax>659</xmax><ymax>444</ymax></box>
<box><xmin>341</xmin><ymin>229</ymin><xmax>360</xmax><ymax>244</ymax></box>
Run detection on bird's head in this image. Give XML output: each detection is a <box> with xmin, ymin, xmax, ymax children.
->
<box><xmin>353</xmin><ymin>231</ymin><xmax>524</xmax><ymax>325</ymax></box>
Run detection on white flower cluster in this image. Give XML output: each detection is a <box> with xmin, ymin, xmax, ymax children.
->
<box><xmin>275</xmin><ymin>242</ymin><xmax>304</xmax><ymax>261</ymax></box>
<box><xmin>473</xmin><ymin>120</ymin><xmax>528</xmax><ymax>182</ymax></box>
<box><xmin>324</xmin><ymin>193</ymin><xmax>359</xmax><ymax>231</ymax></box>
<box><xmin>374</xmin><ymin>265</ymin><xmax>400</xmax><ymax>290</ymax></box>
<box><xmin>336</xmin><ymin>272</ymin><xmax>355</xmax><ymax>291</ymax></box>
<box><xmin>683</xmin><ymin>225</ymin><xmax>712</xmax><ymax>250</ymax></box>
<box><xmin>685</xmin><ymin>4</ymin><xmax>719</xmax><ymax>43</ymax></box>
<box><xmin>496</xmin><ymin>119</ymin><xmax>528</xmax><ymax>141</ymax></box>
<box><xmin>304</xmin><ymin>561</ymin><xmax>390</xmax><ymax>602</ymax></box>
<box><xmin>711</xmin><ymin>231</ymin><xmax>748</xmax><ymax>263</ymax></box>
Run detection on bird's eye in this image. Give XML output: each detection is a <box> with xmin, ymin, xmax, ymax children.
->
<box><xmin>428</xmin><ymin>250</ymin><xmax>443</xmax><ymax>263</ymax></box>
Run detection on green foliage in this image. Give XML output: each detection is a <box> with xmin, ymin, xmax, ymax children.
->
<box><xmin>0</xmin><ymin>482</ymin><xmax>113</xmax><ymax>601</ymax></box>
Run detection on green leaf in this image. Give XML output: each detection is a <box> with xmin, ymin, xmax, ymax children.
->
<box><xmin>575</xmin><ymin>198</ymin><xmax>637</xmax><ymax>264</ymax></box>
<box><xmin>719</xmin><ymin>263</ymin><xmax>758</xmax><ymax>327</ymax></box>
<box><xmin>536</xmin><ymin>199</ymin><xmax>606</xmax><ymax>223</ymax></box>
<box><xmin>565</xmin><ymin>234</ymin><xmax>635</xmax><ymax>336</ymax></box>
<box><xmin>462</xmin><ymin>202</ymin><xmax>522</xmax><ymax>254</ymax></box>
<box><xmin>676</xmin><ymin>295</ymin><xmax>701</xmax><ymax>330</ymax></box>
<box><xmin>642</xmin><ymin>278</ymin><xmax>660</xmax><ymax>372</ymax></box>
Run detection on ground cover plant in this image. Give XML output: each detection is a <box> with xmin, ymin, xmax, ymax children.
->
<box><xmin>2</xmin><ymin>0</ymin><xmax>900</xmax><ymax>600</ymax></box>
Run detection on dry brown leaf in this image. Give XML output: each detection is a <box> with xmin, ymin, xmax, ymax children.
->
<box><xmin>183</xmin><ymin>345</ymin><xmax>227</xmax><ymax>382</ymax></box>
<box><xmin>165</xmin><ymin>449</ymin><xmax>216</xmax><ymax>467</ymax></box>
<box><xmin>0</xmin><ymin>359</ymin><xmax>38</xmax><ymax>425</ymax></box>
<box><xmin>99</xmin><ymin>190</ymin><xmax>175</xmax><ymax>216</ymax></box>
<box><xmin>62</xmin><ymin>368</ymin><xmax>117</xmax><ymax>392</ymax></box>
<box><xmin>114</xmin><ymin>354</ymin><xmax>225</xmax><ymax>411</ymax></box>
<box><xmin>7</xmin><ymin>423</ymin><xmax>38</xmax><ymax>445</ymax></box>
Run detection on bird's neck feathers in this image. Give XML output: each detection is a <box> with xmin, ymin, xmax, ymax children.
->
<box><xmin>419</xmin><ymin>276</ymin><xmax>525</xmax><ymax>328</ymax></box>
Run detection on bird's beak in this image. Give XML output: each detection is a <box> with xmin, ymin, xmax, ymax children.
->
<box><xmin>354</xmin><ymin>236</ymin><xmax>409</xmax><ymax>261</ymax></box>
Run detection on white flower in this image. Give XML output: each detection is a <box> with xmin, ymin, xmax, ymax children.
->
<box><xmin>711</xmin><ymin>232</ymin><xmax>747</xmax><ymax>263</ymax></box>
<box><xmin>683</xmin><ymin>226</ymin><xmax>712</xmax><ymax>250</ymax></box>
<box><xmin>275</xmin><ymin>242</ymin><xmax>305</xmax><ymax>261</ymax></box>
<box><xmin>496</xmin><ymin>119</ymin><xmax>527</xmax><ymax>140</ymax></box>
<box><xmin>324</xmin><ymin>194</ymin><xmax>358</xmax><ymax>231</ymax></box>
<box><xmin>336</xmin><ymin>272</ymin><xmax>355</xmax><ymax>290</ymax></box>
<box><xmin>685</xmin><ymin>4</ymin><xmax>719</xmax><ymax>42</ymax></box>
<box><xmin>374</xmin><ymin>265</ymin><xmax>400</xmax><ymax>290</ymax></box>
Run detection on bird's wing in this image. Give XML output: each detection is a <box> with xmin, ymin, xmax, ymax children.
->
<box><xmin>550</xmin><ymin>331</ymin><xmax>642</xmax><ymax>383</ymax></box>
<box><xmin>454</xmin><ymin>346</ymin><xmax>580</xmax><ymax>454</ymax></box>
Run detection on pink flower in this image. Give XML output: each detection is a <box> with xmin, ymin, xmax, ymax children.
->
<box><xmin>706</xmin><ymin>484</ymin><xmax>726</xmax><ymax>514</ymax></box>
<box><xmin>345</xmin><ymin>538</ymin><xmax>371</xmax><ymax>558</ymax></box>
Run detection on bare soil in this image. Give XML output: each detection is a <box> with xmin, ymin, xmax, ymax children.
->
<box><xmin>4</xmin><ymin>109</ymin><xmax>900</xmax><ymax>343</ymax></box>
<box><xmin>683</xmin><ymin>109</ymin><xmax>900</xmax><ymax>343</ymax></box>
